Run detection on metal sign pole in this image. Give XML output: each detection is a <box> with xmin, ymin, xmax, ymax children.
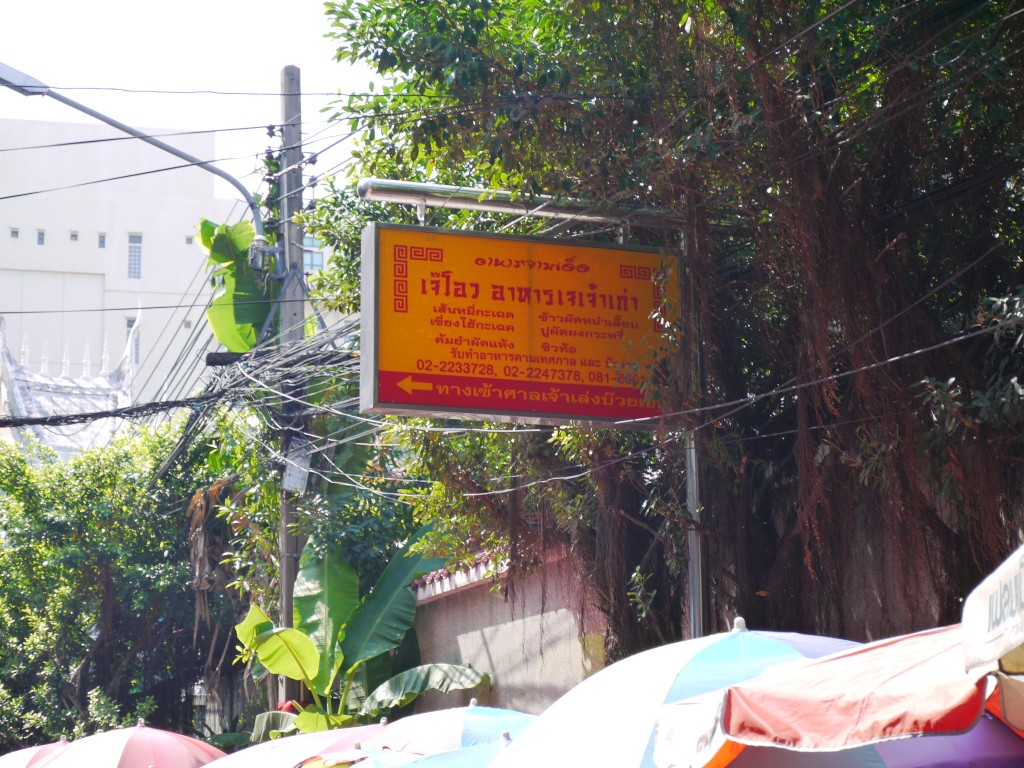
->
<box><xmin>686</xmin><ymin>431</ymin><xmax>705</xmax><ymax>638</ymax></box>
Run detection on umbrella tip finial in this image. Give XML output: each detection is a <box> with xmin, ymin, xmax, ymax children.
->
<box><xmin>137</xmin><ymin>718</ymin><xmax>146</xmax><ymax>727</ymax></box>
<box><xmin>379</xmin><ymin>717</ymin><xmax>389</xmax><ymax>726</ymax></box>
<box><xmin>501</xmin><ymin>731</ymin><xmax>512</xmax><ymax>746</ymax></box>
<box><xmin>470</xmin><ymin>697</ymin><xmax>478</xmax><ymax>707</ymax></box>
<box><xmin>59</xmin><ymin>735</ymin><xmax>68</xmax><ymax>744</ymax></box>
<box><xmin>732</xmin><ymin>616</ymin><xmax>747</xmax><ymax>632</ymax></box>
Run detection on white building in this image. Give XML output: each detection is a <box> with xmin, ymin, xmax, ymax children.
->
<box><xmin>0</xmin><ymin>118</ymin><xmax>239</xmax><ymax>446</ymax></box>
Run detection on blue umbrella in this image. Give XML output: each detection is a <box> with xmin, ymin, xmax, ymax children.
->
<box><xmin>404</xmin><ymin>741</ymin><xmax>507</xmax><ymax>768</ymax></box>
<box><xmin>489</xmin><ymin>618</ymin><xmax>858</xmax><ymax>768</ymax></box>
<box><xmin>357</xmin><ymin>705</ymin><xmax>533</xmax><ymax>755</ymax></box>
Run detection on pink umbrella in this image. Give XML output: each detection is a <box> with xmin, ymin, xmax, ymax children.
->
<box><xmin>0</xmin><ymin>736</ymin><xmax>70</xmax><ymax>768</ymax></box>
<box><xmin>202</xmin><ymin>724</ymin><xmax>383</xmax><ymax>768</ymax></box>
<box><xmin>29</xmin><ymin>721</ymin><xmax>224</xmax><ymax>768</ymax></box>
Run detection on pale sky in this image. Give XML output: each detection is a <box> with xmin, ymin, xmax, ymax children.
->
<box><xmin>0</xmin><ymin>0</ymin><xmax>374</xmax><ymax>203</ymax></box>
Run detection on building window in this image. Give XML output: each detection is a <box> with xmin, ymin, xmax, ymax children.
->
<box><xmin>303</xmin><ymin>235</ymin><xmax>324</xmax><ymax>273</ymax></box>
<box><xmin>36</xmin><ymin>230</ymin><xmax>45</xmax><ymax>245</ymax></box>
<box><xmin>70</xmin><ymin>231</ymin><xmax>79</xmax><ymax>242</ymax></box>
<box><xmin>128</xmin><ymin>234</ymin><xmax>142</xmax><ymax>279</ymax></box>
<box><xmin>126</xmin><ymin>318</ymin><xmax>140</xmax><ymax>365</ymax></box>
<box><xmin>98</xmin><ymin>233</ymin><xmax>106</xmax><ymax>249</ymax></box>
<box><xmin>9</xmin><ymin>228</ymin><xmax>18</xmax><ymax>239</ymax></box>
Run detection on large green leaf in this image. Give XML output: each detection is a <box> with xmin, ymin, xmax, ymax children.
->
<box><xmin>338</xmin><ymin>528</ymin><xmax>444</xmax><ymax>670</ymax></box>
<box><xmin>251</xmin><ymin>627</ymin><xmax>320</xmax><ymax>683</ymax></box>
<box><xmin>235</xmin><ymin>605</ymin><xmax>296</xmax><ymax>685</ymax></box>
<box><xmin>359</xmin><ymin>664</ymin><xmax>491</xmax><ymax>715</ymax></box>
<box><xmin>251</xmin><ymin>711</ymin><xmax>297</xmax><ymax>742</ymax></box>
<box><xmin>200</xmin><ymin>219</ymin><xmax>274</xmax><ymax>352</ymax></box>
<box><xmin>343</xmin><ymin>650</ymin><xmax>393</xmax><ymax>714</ymax></box>
<box><xmin>235</xmin><ymin>604</ymin><xmax>275</xmax><ymax>650</ymax></box>
<box><xmin>293</xmin><ymin>541</ymin><xmax>361</xmax><ymax>694</ymax></box>
<box><xmin>207</xmin><ymin>265</ymin><xmax>258</xmax><ymax>352</ymax></box>
<box><xmin>294</xmin><ymin>705</ymin><xmax>356</xmax><ymax>733</ymax></box>
<box><xmin>207</xmin><ymin>732</ymin><xmax>252</xmax><ymax>751</ymax></box>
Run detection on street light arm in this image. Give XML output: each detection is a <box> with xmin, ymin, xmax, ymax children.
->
<box><xmin>0</xmin><ymin>61</ymin><xmax>264</xmax><ymax>241</ymax></box>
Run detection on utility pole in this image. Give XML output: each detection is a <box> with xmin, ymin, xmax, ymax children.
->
<box><xmin>278</xmin><ymin>64</ymin><xmax>305</xmax><ymax>704</ymax></box>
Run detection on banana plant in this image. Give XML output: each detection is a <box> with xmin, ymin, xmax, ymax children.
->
<box><xmin>235</xmin><ymin>528</ymin><xmax>490</xmax><ymax>734</ymax></box>
<box><xmin>199</xmin><ymin>218</ymin><xmax>277</xmax><ymax>352</ymax></box>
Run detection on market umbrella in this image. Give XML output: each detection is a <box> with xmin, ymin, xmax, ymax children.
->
<box><xmin>648</xmin><ymin>538</ymin><xmax>1024</xmax><ymax>768</ymax></box>
<box><xmin>487</xmin><ymin>618</ymin><xmax>859</xmax><ymax>768</ymax></box>
<box><xmin>649</xmin><ymin>628</ymin><xmax>1023</xmax><ymax>767</ymax></box>
<box><xmin>202</xmin><ymin>724</ymin><xmax>383</xmax><ymax>768</ymax></box>
<box><xmin>716</xmin><ymin>624</ymin><xmax>990</xmax><ymax>751</ymax></box>
<box><xmin>870</xmin><ymin>716</ymin><xmax>1024</xmax><ymax>768</ymax></box>
<box><xmin>356</xmin><ymin>704</ymin><xmax>534</xmax><ymax>756</ymax></box>
<box><xmin>0</xmin><ymin>736</ymin><xmax>70</xmax><ymax>768</ymax></box>
<box><xmin>401</xmin><ymin>741</ymin><xmax>508</xmax><ymax>768</ymax></box>
<box><xmin>655</xmin><ymin>702</ymin><xmax>1024</xmax><ymax>768</ymax></box>
<box><xmin>706</xmin><ymin>544</ymin><xmax>1024</xmax><ymax>756</ymax></box>
<box><xmin>296</xmin><ymin>731</ymin><xmax>513</xmax><ymax>768</ymax></box>
<box><xmin>713</xmin><ymin>542</ymin><xmax>1015</xmax><ymax>751</ymax></box>
<box><xmin>295</xmin><ymin>748</ymin><xmax>422</xmax><ymax>767</ymax></box>
<box><xmin>29</xmin><ymin>721</ymin><xmax>224</xmax><ymax>768</ymax></box>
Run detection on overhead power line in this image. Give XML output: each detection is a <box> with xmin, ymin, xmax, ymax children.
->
<box><xmin>3</xmin><ymin>296</ymin><xmax>313</xmax><ymax>316</ymax></box>
<box><xmin>0</xmin><ymin>392</ymin><xmax>224</xmax><ymax>429</ymax></box>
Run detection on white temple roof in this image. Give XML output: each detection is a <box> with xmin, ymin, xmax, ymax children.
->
<box><xmin>0</xmin><ymin>318</ymin><xmax>136</xmax><ymax>460</ymax></box>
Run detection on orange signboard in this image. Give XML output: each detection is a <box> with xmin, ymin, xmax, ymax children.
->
<box><xmin>360</xmin><ymin>223</ymin><xmax>677</xmax><ymax>425</ymax></box>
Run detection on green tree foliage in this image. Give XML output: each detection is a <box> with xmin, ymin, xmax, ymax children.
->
<box><xmin>0</xmin><ymin>426</ymin><xmax>217</xmax><ymax>749</ymax></box>
<box><xmin>200</xmin><ymin>389</ymin><xmax>416</xmax><ymax>608</ymax></box>
<box><xmin>316</xmin><ymin>0</ymin><xmax>1024</xmax><ymax>648</ymax></box>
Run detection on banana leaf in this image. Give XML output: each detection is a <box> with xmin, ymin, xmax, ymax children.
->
<box><xmin>252</xmin><ymin>626</ymin><xmax>321</xmax><ymax>683</ymax></box>
<box><xmin>294</xmin><ymin>541</ymin><xmax>361</xmax><ymax>695</ymax></box>
<box><xmin>359</xmin><ymin>663</ymin><xmax>491</xmax><ymax>715</ymax></box>
<box><xmin>339</xmin><ymin>528</ymin><xmax>444</xmax><ymax>670</ymax></box>
<box><xmin>295</xmin><ymin>706</ymin><xmax>356</xmax><ymax>733</ymax></box>
<box><xmin>235</xmin><ymin>604</ymin><xmax>275</xmax><ymax>650</ymax></box>
<box><xmin>251</xmin><ymin>711</ymin><xmax>297</xmax><ymax>742</ymax></box>
<box><xmin>200</xmin><ymin>219</ymin><xmax>275</xmax><ymax>352</ymax></box>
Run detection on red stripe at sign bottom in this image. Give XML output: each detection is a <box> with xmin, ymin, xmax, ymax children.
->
<box><xmin>376</xmin><ymin>370</ymin><xmax>662</xmax><ymax>421</ymax></box>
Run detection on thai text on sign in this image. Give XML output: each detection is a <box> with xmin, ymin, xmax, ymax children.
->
<box><xmin>360</xmin><ymin>223</ymin><xmax>678</xmax><ymax>424</ymax></box>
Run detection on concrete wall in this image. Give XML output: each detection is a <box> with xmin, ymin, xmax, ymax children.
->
<box><xmin>413</xmin><ymin>553</ymin><xmax>607</xmax><ymax>715</ymax></box>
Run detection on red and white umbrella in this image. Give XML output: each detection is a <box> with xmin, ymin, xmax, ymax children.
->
<box><xmin>29</xmin><ymin>722</ymin><xmax>224</xmax><ymax>768</ymax></box>
<box><xmin>649</xmin><ymin>624</ymin><xmax>1024</xmax><ymax>767</ymax></box>
<box><xmin>0</xmin><ymin>736</ymin><xmax>70</xmax><ymax>768</ymax></box>
<box><xmin>717</xmin><ymin>624</ymin><xmax>989</xmax><ymax>749</ymax></box>
<box><xmin>713</xmin><ymin>542</ymin><xmax>1024</xmax><ymax>753</ymax></box>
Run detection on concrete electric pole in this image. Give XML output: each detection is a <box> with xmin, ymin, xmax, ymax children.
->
<box><xmin>277</xmin><ymin>64</ymin><xmax>305</xmax><ymax>704</ymax></box>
